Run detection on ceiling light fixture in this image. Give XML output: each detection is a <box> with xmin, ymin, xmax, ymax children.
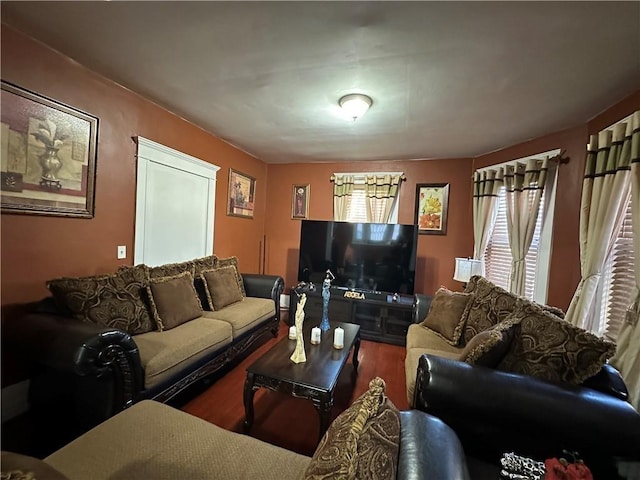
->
<box><xmin>339</xmin><ymin>93</ymin><xmax>373</xmax><ymax>121</ymax></box>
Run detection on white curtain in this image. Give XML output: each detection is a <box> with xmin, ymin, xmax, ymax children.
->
<box><xmin>472</xmin><ymin>169</ymin><xmax>504</xmax><ymax>263</ymax></box>
<box><xmin>610</xmin><ymin>110</ymin><xmax>640</xmax><ymax>410</ymax></box>
<box><xmin>364</xmin><ymin>174</ymin><xmax>402</xmax><ymax>223</ymax></box>
<box><xmin>565</xmin><ymin>120</ymin><xmax>634</xmax><ymax>331</ymax></box>
<box><xmin>503</xmin><ymin>158</ymin><xmax>549</xmax><ymax>296</ymax></box>
<box><xmin>332</xmin><ymin>174</ymin><xmax>355</xmax><ymax>221</ymax></box>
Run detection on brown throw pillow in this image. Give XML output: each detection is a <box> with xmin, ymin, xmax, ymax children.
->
<box><xmin>215</xmin><ymin>256</ymin><xmax>246</xmax><ymax>296</ymax></box>
<box><xmin>304</xmin><ymin>377</ymin><xmax>400</xmax><ymax>480</ymax></box>
<box><xmin>201</xmin><ymin>266</ymin><xmax>245</xmax><ymax>310</ymax></box>
<box><xmin>47</xmin><ymin>264</ymin><xmax>155</xmax><ymax>335</ymax></box>
<box><xmin>497</xmin><ymin>300</ymin><xmax>617</xmax><ymax>385</ymax></box>
<box><xmin>460</xmin><ymin>319</ymin><xmax>516</xmax><ymax>367</ymax></box>
<box><xmin>146</xmin><ymin>271</ymin><xmax>203</xmax><ymax>331</ymax></box>
<box><xmin>421</xmin><ymin>287</ymin><xmax>472</xmax><ymax>346</ymax></box>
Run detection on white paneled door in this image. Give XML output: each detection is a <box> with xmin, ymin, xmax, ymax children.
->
<box><xmin>135</xmin><ymin>137</ymin><xmax>219</xmax><ymax>266</ymax></box>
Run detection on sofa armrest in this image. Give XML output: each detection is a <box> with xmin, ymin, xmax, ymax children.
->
<box><xmin>7</xmin><ymin>310</ymin><xmax>142</xmax><ymax>422</ymax></box>
<box><xmin>398</xmin><ymin>410</ymin><xmax>469</xmax><ymax>480</ymax></box>
<box><xmin>412</xmin><ymin>294</ymin><xmax>432</xmax><ymax>324</ymax></box>
<box><xmin>242</xmin><ymin>274</ymin><xmax>284</xmax><ymax>321</ymax></box>
<box><xmin>414</xmin><ymin>354</ymin><xmax>640</xmax><ymax>461</ymax></box>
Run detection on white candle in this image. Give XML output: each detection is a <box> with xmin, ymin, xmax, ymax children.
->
<box><xmin>333</xmin><ymin>327</ymin><xmax>344</xmax><ymax>349</ymax></box>
<box><xmin>289</xmin><ymin>325</ymin><xmax>297</xmax><ymax>340</ymax></box>
<box><xmin>311</xmin><ymin>326</ymin><xmax>321</xmax><ymax>345</ymax></box>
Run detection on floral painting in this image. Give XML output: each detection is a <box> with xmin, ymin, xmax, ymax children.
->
<box><xmin>415</xmin><ymin>183</ymin><xmax>449</xmax><ymax>235</ymax></box>
<box><xmin>0</xmin><ymin>81</ymin><xmax>98</xmax><ymax>217</ymax></box>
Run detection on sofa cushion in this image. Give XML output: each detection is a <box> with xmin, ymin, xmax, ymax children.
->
<box><xmin>202</xmin><ymin>266</ymin><xmax>244</xmax><ymax>310</ymax></box>
<box><xmin>461</xmin><ymin>275</ymin><xmax>565</xmax><ymax>345</ymax></box>
<box><xmin>406</xmin><ymin>323</ymin><xmax>465</xmax><ymax>353</ymax></box>
<box><xmin>203</xmin><ymin>297</ymin><xmax>274</xmax><ymax>338</ymax></box>
<box><xmin>1</xmin><ymin>452</ymin><xmax>69</xmax><ymax>480</ymax></box>
<box><xmin>497</xmin><ymin>300</ymin><xmax>617</xmax><ymax>385</ymax></box>
<box><xmin>304</xmin><ymin>377</ymin><xmax>400</xmax><ymax>480</ymax></box>
<box><xmin>459</xmin><ymin>319</ymin><xmax>516</xmax><ymax>367</ymax></box>
<box><xmin>146</xmin><ymin>271</ymin><xmax>203</xmax><ymax>331</ymax></box>
<box><xmin>148</xmin><ymin>260</ymin><xmax>195</xmax><ymax>279</ymax></box>
<box><xmin>47</xmin><ymin>264</ymin><xmax>155</xmax><ymax>335</ymax></box>
<box><xmin>421</xmin><ymin>287</ymin><xmax>472</xmax><ymax>346</ymax></box>
<box><xmin>45</xmin><ymin>400</ymin><xmax>311</xmax><ymax>480</ymax></box>
<box><xmin>134</xmin><ymin>317</ymin><xmax>232</xmax><ymax>389</ymax></box>
<box><xmin>216</xmin><ymin>256</ymin><xmax>246</xmax><ymax>296</ymax></box>
<box><xmin>405</xmin><ymin>347</ymin><xmax>461</xmax><ymax>407</ymax></box>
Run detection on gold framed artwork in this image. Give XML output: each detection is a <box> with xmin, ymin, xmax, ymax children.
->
<box><xmin>415</xmin><ymin>183</ymin><xmax>449</xmax><ymax>235</ymax></box>
<box><xmin>1</xmin><ymin>81</ymin><xmax>99</xmax><ymax>217</ymax></box>
<box><xmin>292</xmin><ymin>184</ymin><xmax>309</xmax><ymax>219</ymax></box>
<box><xmin>227</xmin><ymin>168</ymin><xmax>255</xmax><ymax>218</ymax></box>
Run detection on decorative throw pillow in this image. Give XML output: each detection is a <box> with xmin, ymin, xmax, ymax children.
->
<box><xmin>497</xmin><ymin>300</ymin><xmax>617</xmax><ymax>385</ymax></box>
<box><xmin>201</xmin><ymin>266</ymin><xmax>245</xmax><ymax>310</ymax></box>
<box><xmin>304</xmin><ymin>377</ymin><xmax>400</xmax><ymax>480</ymax></box>
<box><xmin>148</xmin><ymin>260</ymin><xmax>195</xmax><ymax>279</ymax></box>
<box><xmin>460</xmin><ymin>319</ymin><xmax>516</xmax><ymax>367</ymax></box>
<box><xmin>462</xmin><ymin>275</ymin><xmax>565</xmax><ymax>345</ymax></box>
<box><xmin>146</xmin><ymin>271</ymin><xmax>203</xmax><ymax>331</ymax></box>
<box><xmin>1</xmin><ymin>452</ymin><xmax>70</xmax><ymax>480</ymax></box>
<box><xmin>215</xmin><ymin>256</ymin><xmax>246</xmax><ymax>296</ymax></box>
<box><xmin>192</xmin><ymin>255</ymin><xmax>218</xmax><ymax>309</ymax></box>
<box><xmin>421</xmin><ymin>287</ymin><xmax>472</xmax><ymax>346</ymax></box>
<box><xmin>47</xmin><ymin>264</ymin><xmax>155</xmax><ymax>335</ymax></box>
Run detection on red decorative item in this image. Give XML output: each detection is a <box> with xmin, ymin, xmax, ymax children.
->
<box><xmin>544</xmin><ymin>453</ymin><xmax>593</xmax><ymax>480</ymax></box>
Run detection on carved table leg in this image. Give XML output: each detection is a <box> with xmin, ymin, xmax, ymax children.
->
<box><xmin>315</xmin><ymin>393</ymin><xmax>334</xmax><ymax>442</ymax></box>
<box><xmin>352</xmin><ymin>335</ymin><xmax>361</xmax><ymax>372</ymax></box>
<box><xmin>243</xmin><ymin>372</ymin><xmax>256</xmax><ymax>433</ymax></box>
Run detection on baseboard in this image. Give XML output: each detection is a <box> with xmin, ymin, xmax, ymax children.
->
<box><xmin>1</xmin><ymin>380</ymin><xmax>30</xmax><ymax>423</ymax></box>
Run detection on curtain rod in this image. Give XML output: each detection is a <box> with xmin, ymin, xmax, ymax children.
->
<box><xmin>475</xmin><ymin>149</ymin><xmax>568</xmax><ymax>173</ymax></box>
<box><xmin>330</xmin><ymin>172</ymin><xmax>406</xmax><ymax>182</ymax></box>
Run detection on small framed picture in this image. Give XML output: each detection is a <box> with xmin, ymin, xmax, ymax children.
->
<box><xmin>415</xmin><ymin>183</ymin><xmax>450</xmax><ymax>235</ymax></box>
<box><xmin>292</xmin><ymin>184</ymin><xmax>309</xmax><ymax>219</ymax></box>
<box><xmin>227</xmin><ymin>168</ymin><xmax>255</xmax><ymax>219</ymax></box>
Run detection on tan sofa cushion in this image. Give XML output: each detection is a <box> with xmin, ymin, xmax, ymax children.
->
<box><xmin>134</xmin><ymin>317</ymin><xmax>232</xmax><ymax>389</ymax></box>
<box><xmin>304</xmin><ymin>377</ymin><xmax>400</xmax><ymax>480</ymax></box>
<box><xmin>421</xmin><ymin>287</ymin><xmax>472</xmax><ymax>346</ymax></box>
<box><xmin>203</xmin><ymin>297</ymin><xmax>274</xmax><ymax>338</ymax></box>
<box><xmin>497</xmin><ymin>300</ymin><xmax>616</xmax><ymax>385</ymax></box>
<box><xmin>147</xmin><ymin>271</ymin><xmax>203</xmax><ymax>331</ymax></box>
<box><xmin>47</xmin><ymin>264</ymin><xmax>155</xmax><ymax>335</ymax></box>
<box><xmin>406</xmin><ymin>323</ymin><xmax>466</xmax><ymax>353</ymax></box>
<box><xmin>405</xmin><ymin>347</ymin><xmax>461</xmax><ymax>407</ymax></box>
<box><xmin>45</xmin><ymin>400</ymin><xmax>311</xmax><ymax>480</ymax></box>
<box><xmin>202</xmin><ymin>266</ymin><xmax>244</xmax><ymax>310</ymax></box>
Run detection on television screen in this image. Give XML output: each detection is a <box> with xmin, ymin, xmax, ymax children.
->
<box><xmin>297</xmin><ymin>220</ymin><xmax>418</xmax><ymax>294</ymax></box>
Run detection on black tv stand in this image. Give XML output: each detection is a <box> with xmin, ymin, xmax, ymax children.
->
<box><xmin>288</xmin><ymin>285</ymin><xmax>417</xmax><ymax>346</ymax></box>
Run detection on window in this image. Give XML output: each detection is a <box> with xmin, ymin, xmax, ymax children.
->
<box><xmin>339</xmin><ymin>174</ymin><xmax>401</xmax><ymax>223</ymax></box>
<box><xmin>597</xmin><ymin>193</ymin><xmax>635</xmax><ymax>341</ymax></box>
<box><xmin>483</xmin><ymin>186</ymin><xmax>545</xmax><ymax>300</ymax></box>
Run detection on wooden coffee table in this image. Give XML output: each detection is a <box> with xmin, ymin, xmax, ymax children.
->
<box><xmin>243</xmin><ymin>321</ymin><xmax>360</xmax><ymax>442</ymax></box>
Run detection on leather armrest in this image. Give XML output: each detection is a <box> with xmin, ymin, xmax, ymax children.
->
<box><xmin>398</xmin><ymin>410</ymin><xmax>469</xmax><ymax>480</ymax></box>
<box><xmin>242</xmin><ymin>274</ymin><xmax>285</xmax><ymax>322</ymax></box>
<box><xmin>415</xmin><ymin>354</ymin><xmax>640</xmax><ymax>460</ymax></box>
<box><xmin>412</xmin><ymin>294</ymin><xmax>432</xmax><ymax>324</ymax></box>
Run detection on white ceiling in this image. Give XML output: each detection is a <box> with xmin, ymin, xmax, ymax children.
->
<box><xmin>2</xmin><ymin>1</ymin><xmax>639</xmax><ymax>164</ymax></box>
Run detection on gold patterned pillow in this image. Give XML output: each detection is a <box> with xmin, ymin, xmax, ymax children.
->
<box><xmin>215</xmin><ymin>256</ymin><xmax>246</xmax><ymax>296</ymax></box>
<box><xmin>192</xmin><ymin>255</ymin><xmax>218</xmax><ymax>309</ymax></box>
<box><xmin>497</xmin><ymin>300</ymin><xmax>616</xmax><ymax>385</ymax></box>
<box><xmin>201</xmin><ymin>266</ymin><xmax>244</xmax><ymax>310</ymax></box>
<box><xmin>146</xmin><ymin>271</ymin><xmax>203</xmax><ymax>331</ymax></box>
<box><xmin>1</xmin><ymin>452</ymin><xmax>69</xmax><ymax>480</ymax></box>
<box><xmin>47</xmin><ymin>264</ymin><xmax>155</xmax><ymax>335</ymax></box>
<box><xmin>304</xmin><ymin>377</ymin><xmax>400</xmax><ymax>480</ymax></box>
<box><xmin>148</xmin><ymin>260</ymin><xmax>195</xmax><ymax>279</ymax></box>
<box><xmin>460</xmin><ymin>319</ymin><xmax>516</xmax><ymax>367</ymax></box>
<box><xmin>421</xmin><ymin>287</ymin><xmax>472</xmax><ymax>346</ymax></box>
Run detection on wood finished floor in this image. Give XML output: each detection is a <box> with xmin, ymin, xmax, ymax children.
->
<box><xmin>181</xmin><ymin>317</ymin><xmax>410</xmax><ymax>457</ymax></box>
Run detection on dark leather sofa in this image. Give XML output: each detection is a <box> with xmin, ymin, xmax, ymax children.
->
<box><xmin>413</xmin><ymin>353</ymin><xmax>640</xmax><ymax>476</ymax></box>
<box><xmin>6</xmin><ymin>274</ymin><xmax>284</xmax><ymax>433</ymax></box>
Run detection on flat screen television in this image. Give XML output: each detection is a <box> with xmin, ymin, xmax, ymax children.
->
<box><xmin>297</xmin><ymin>220</ymin><xmax>418</xmax><ymax>294</ymax></box>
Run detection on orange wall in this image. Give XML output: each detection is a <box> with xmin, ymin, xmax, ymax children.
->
<box><xmin>1</xmin><ymin>26</ymin><xmax>268</xmax><ymax>310</ymax></box>
<box><xmin>265</xmin><ymin>159</ymin><xmax>474</xmax><ymax>296</ymax></box>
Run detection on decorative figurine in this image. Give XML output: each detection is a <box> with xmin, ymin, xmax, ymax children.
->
<box><xmin>319</xmin><ymin>270</ymin><xmax>335</xmax><ymax>332</ymax></box>
<box><xmin>290</xmin><ymin>293</ymin><xmax>307</xmax><ymax>364</ymax></box>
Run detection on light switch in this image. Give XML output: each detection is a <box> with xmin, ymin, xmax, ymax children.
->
<box><xmin>117</xmin><ymin>245</ymin><xmax>127</xmax><ymax>259</ymax></box>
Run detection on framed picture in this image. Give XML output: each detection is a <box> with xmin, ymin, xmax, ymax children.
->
<box><xmin>227</xmin><ymin>168</ymin><xmax>255</xmax><ymax>218</ymax></box>
<box><xmin>415</xmin><ymin>183</ymin><xmax>450</xmax><ymax>235</ymax></box>
<box><xmin>292</xmin><ymin>184</ymin><xmax>309</xmax><ymax>219</ymax></box>
<box><xmin>1</xmin><ymin>81</ymin><xmax>98</xmax><ymax>217</ymax></box>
